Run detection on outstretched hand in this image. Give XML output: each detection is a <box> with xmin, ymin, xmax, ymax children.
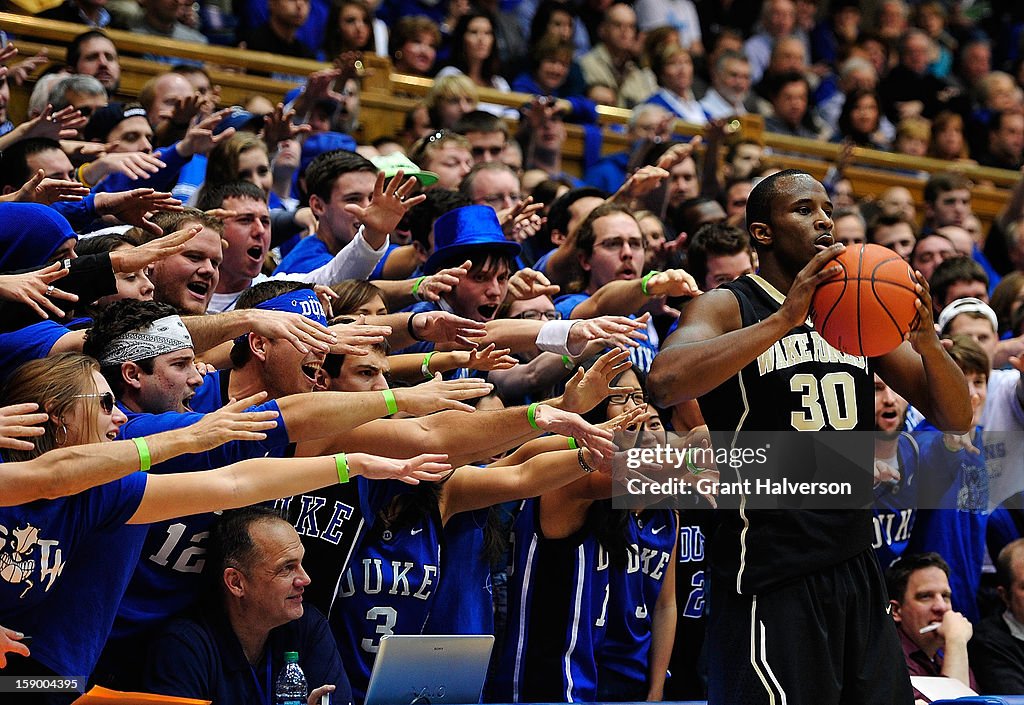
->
<box><xmin>348</xmin><ymin>452</ymin><xmax>452</xmax><ymax>485</ymax></box>
<box><xmin>189</xmin><ymin>392</ymin><xmax>281</xmax><ymax>446</ymax></box>
<box><xmin>0</xmin><ymin>263</ymin><xmax>77</xmax><ymax>320</ymax></box>
<box><xmin>394</xmin><ymin>375</ymin><xmax>493</xmax><ymax>414</ymax></box>
<box><xmin>109</xmin><ymin>225</ymin><xmax>200</xmax><ymax>273</ymax></box>
<box><xmin>0</xmin><ymin>403</ymin><xmax>48</xmax><ymax>452</ymax></box>
<box><xmin>558</xmin><ymin>348</ymin><xmax>633</xmax><ymax>414</ymax></box>
<box><xmin>345</xmin><ymin>170</ymin><xmax>426</xmax><ymax>240</ymax></box>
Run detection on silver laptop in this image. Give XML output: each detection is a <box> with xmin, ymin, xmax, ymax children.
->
<box><xmin>362</xmin><ymin>635</ymin><xmax>494</xmax><ymax>705</ymax></box>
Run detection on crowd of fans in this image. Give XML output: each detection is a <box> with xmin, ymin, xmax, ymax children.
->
<box><xmin>1</xmin><ymin>0</ymin><xmax>1024</xmax><ymax>703</ymax></box>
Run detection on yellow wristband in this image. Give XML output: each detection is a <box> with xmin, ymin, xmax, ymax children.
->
<box><xmin>382</xmin><ymin>389</ymin><xmax>398</xmax><ymax>415</ymax></box>
<box><xmin>567</xmin><ymin>437</ymin><xmax>578</xmax><ymax>450</ymax></box>
<box><xmin>334</xmin><ymin>453</ymin><xmax>350</xmax><ymax>483</ymax></box>
<box><xmin>76</xmin><ymin>162</ymin><xmax>94</xmax><ymax>188</ymax></box>
<box><xmin>133</xmin><ymin>437</ymin><xmax>151</xmax><ymax>472</ymax></box>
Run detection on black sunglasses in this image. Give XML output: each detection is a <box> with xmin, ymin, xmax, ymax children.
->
<box><xmin>74</xmin><ymin>391</ymin><xmax>115</xmax><ymax>414</ymax></box>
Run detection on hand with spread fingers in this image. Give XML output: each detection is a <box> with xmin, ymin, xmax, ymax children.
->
<box><xmin>347</xmin><ymin>452</ymin><xmax>452</xmax><ymax>485</ymax></box>
<box><xmin>0</xmin><ymin>170</ymin><xmax>89</xmax><ymax>205</ymax></box>
<box><xmin>0</xmin><ymin>403</ymin><xmax>49</xmax><ymax>452</ymax></box>
<box><xmin>22</xmin><ymin>104</ymin><xmax>87</xmax><ymax>141</ymax></box>
<box><xmin>109</xmin><ymin>225</ymin><xmax>201</xmax><ymax>273</ymax></box>
<box><xmin>531</xmin><ymin>404</ymin><xmax>617</xmax><ymax>460</ymax></box>
<box><xmin>188</xmin><ymin>392</ymin><xmax>282</xmax><ymax>446</ymax></box>
<box><xmin>328</xmin><ymin>318</ymin><xmax>392</xmax><ymax>356</ymax></box>
<box><xmin>410</xmin><ymin>310</ymin><xmax>488</xmax><ymax>349</ymax></box>
<box><xmin>177</xmin><ymin>110</ymin><xmax>235</xmax><ymax>157</ymax></box>
<box><xmin>94</xmin><ymin>189</ymin><xmax>184</xmax><ymax>235</ymax></box>
<box><xmin>0</xmin><ymin>263</ymin><xmax>78</xmax><ymax>320</ymax></box>
<box><xmin>263</xmin><ymin>102</ymin><xmax>312</xmax><ymax>148</ymax></box>
<box><xmin>346</xmin><ymin>170</ymin><xmax>427</xmax><ymax>244</ymax></box>
<box><xmin>558</xmin><ymin>347</ymin><xmax>634</xmax><ymax>414</ymax></box>
<box><xmin>466</xmin><ymin>343</ymin><xmax>519</xmax><ymax>371</ymax></box>
<box><xmin>566</xmin><ymin>313</ymin><xmax>650</xmax><ymax>354</ymax></box>
<box><xmin>506</xmin><ymin>268</ymin><xmax>560</xmax><ymax>302</ymax></box>
<box><xmin>394</xmin><ymin>376</ymin><xmax>494</xmax><ymax>414</ymax></box>
<box><xmin>246</xmin><ymin>310</ymin><xmax>338</xmax><ymax>355</ymax></box>
<box><xmin>8</xmin><ymin>48</ymin><xmax>48</xmax><ymax>85</ymax></box>
<box><xmin>418</xmin><ymin>261</ymin><xmax>469</xmax><ymax>302</ymax></box>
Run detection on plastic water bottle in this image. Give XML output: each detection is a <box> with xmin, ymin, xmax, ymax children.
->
<box><xmin>275</xmin><ymin>652</ymin><xmax>308</xmax><ymax>705</ymax></box>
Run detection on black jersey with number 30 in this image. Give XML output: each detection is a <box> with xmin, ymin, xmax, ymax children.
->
<box><xmin>697</xmin><ymin>274</ymin><xmax>875</xmax><ymax>594</ymax></box>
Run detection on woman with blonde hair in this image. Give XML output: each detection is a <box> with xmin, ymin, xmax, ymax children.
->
<box><xmin>425</xmin><ymin>73</ymin><xmax>479</xmax><ymax>129</ymax></box>
<box><xmin>195</xmin><ymin>132</ymin><xmax>274</xmax><ymax>206</ymax></box>
<box><xmin>644</xmin><ymin>43</ymin><xmax>706</xmax><ymax>124</ymax></box>
<box><xmin>0</xmin><ymin>352</ymin><xmax>449</xmax><ymax>680</ymax></box>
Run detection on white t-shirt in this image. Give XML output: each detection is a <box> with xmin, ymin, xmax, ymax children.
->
<box><xmin>980</xmin><ymin>368</ymin><xmax>1024</xmax><ymax>510</ymax></box>
<box><xmin>634</xmin><ymin>0</ymin><xmax>702</xmax><ymax>50</ymax></box>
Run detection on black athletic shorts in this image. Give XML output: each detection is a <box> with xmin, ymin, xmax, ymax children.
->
<box><xmin>706</xmin><ymin>549</ymin><xmax>915</xmax><ymax>705</ymax></box>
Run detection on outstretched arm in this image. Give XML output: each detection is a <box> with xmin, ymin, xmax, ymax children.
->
<box><xmin>439</xmin><ymin>447</ymin><xmax>605</xmax><ymax>521</ymax></box>
<box><xmin>3</xmin><ymin>395</ymin><xmax>278</xmax><ymax>505</ymax></box>
<box><xmin>129</xmin><ymin>453</ymin><xmax>451</xmax><ymax>524</ymax></box>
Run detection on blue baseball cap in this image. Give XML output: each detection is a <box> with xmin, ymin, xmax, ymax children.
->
<box><xmin>424</xmin><ymin>205</ymin><xmax>520</xmax><ymax>275</ymax></box>
<box><xmin>300</xmin><ymin>132</ymin><xmax>359</xmax><ymax>175</ymax></box>
<box><xmin>215</xmin><ymin>107</ymin><xmax>265</xmax><ymax>135</ymax></box>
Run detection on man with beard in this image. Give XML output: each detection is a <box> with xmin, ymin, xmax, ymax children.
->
<box><xmin>555</xmin><ymin>202</ymin><xmax>700</xmax><ymax>374</ymax></box>
<box><xmin>67</xmin><ymin>30</ymin><xmax>121</xmax><ymax>95</ymax></box>
<box><xmin>871</xmin><ymin>373</ymin><xmax>920</xmax><ymax>570</ymax></box>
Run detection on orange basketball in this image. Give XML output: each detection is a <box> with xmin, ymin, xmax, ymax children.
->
<box><xmin>810</xmin><ymin>243</ymin><xmax>919</xmax><ymax>357</ymax></box>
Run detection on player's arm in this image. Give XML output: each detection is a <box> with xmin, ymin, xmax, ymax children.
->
<box><xmin>649</xmin><ymin>245</ymin><xmax>844</xmax><ymax>407</ymax></box>
<box><xmin>646</xmin><ymin>530</ymin><xmax>678</xmax><ymax>701</ymax></box>
<box><xmin>875</xmin><ymin>271</ymin><xmax>972</xmax><ymax>434</ymax></box>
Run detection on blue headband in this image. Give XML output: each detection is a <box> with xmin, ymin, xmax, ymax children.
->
<box><xmin>254</xmin><ymin>289</ymin><xmax>328</xmax><ymax>326</ymax></box>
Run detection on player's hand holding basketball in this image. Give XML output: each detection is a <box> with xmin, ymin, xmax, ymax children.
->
<box><xmin>905</xmin><ymin>270</ymin><xmax>943</xmax><ymax>355</ymax></box>
<box><xmin>778</xmin><ymin>242</ymin><xmax>845</xmax><ymax>328</ymax></box>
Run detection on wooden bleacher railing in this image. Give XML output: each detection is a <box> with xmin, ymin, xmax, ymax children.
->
<box><xmin>1</xmin><ymin>10</ymin><xmax>1018</xmax><ymax>231</ymax></box>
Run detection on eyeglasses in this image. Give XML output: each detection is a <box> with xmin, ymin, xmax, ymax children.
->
<box><xmin>608</xmin><ymin>390</ymin><xmax>645</xmax><ymax>405</ymax></box>
<box><xmin>511</xmin><ymin>309</ymin><xmax>563</xmax><ymax>320</ymax></box>
<box><xmin>479</xmin><ymin>192</ymin><xmax>522</xmax><ymax>207</ymax></box>
<box><xmin>74</xmin><ymin>391</ymin><xmax>116</xmax><ymax>414</ymax></box>
<box><xmin>471</xmin><ymin>145</ymin><xmax>504</xmax><ymax>158</ymax></box>
<box><xmin>595</xmin><ymin>237</ymin><xmax>645</xmax><ymax>252</ymax></box>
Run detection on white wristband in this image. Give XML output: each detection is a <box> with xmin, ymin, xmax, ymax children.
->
<box><xmin>535</xmin><ymin>319</ymin><xmax>575</xmax><ymax>356</ymax></box>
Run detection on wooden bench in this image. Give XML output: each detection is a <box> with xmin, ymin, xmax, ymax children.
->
<box><xmin>1</xmin><ymin>10</ymin><xmax>1017</xmax><ymax>231</ymax></box>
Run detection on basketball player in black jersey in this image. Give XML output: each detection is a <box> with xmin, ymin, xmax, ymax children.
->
<box><xmin>648</xmin><ymin>170</ymin><xmax>972</xmax><ymax>705</ymax></box>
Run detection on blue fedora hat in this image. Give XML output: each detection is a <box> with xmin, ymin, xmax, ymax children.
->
<box><xmin>424</xmin><ymin>205</ymin><xmax>521</xmax><ymax>274</ymax></box>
